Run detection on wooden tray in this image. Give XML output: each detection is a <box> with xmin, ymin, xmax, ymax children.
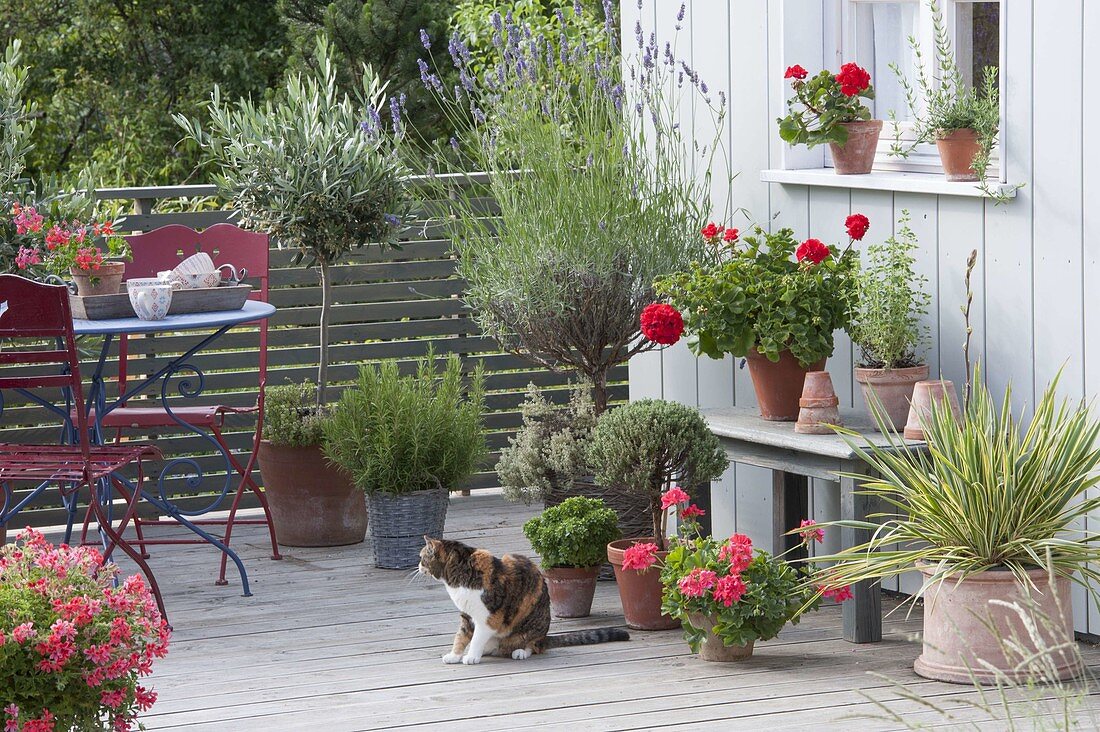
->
<box><xmin>70</xmin><ymin>284</ymin><xmax>253</xmax><ymax>320</ymax></box>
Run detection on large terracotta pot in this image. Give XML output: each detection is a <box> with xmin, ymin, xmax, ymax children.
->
<box><xmin>936</xmin><ymin>128</ymin><xmax>982</xmax><ymax>182</ymax></box>
<box><xmin>854</xmin><ymin>364</ymin><xmax>930</xmax><ymax>433</ymax></box>
<box><xmin>914</xmin><ymin>564</ymin><xmax>1081</xmax><ymax>685</ymax></box>
<box><xmin>745</xmin><ymin>349</ymin><xmax>826</xmax><ymax>421</ymax></box>
<box><xmin>257</xmin><ymin>440</ymin><xmax>367</xmax><ymax>547</ymax></box>
<box><xmin>607</xmin><ymin>538</ymin><xmax>678</xmax><ymax>630</ymax></box>
<box><xmin>543</xmin><ymin>566</ymin><xmax>600</xmax><ymax>618</ymax></box>
<box><xmin>71</xmin><ymin>261</ymin><xmax>125</xmax><ymax>297</ymax></box>
<box><xmin>828</xmin><ymin>120</ymin><xmax>883</xmax><ymax>175</ymax></box>
<box><xmin>687</xmin><ymin>613</ymin><xmax>755</xmax><ymax>662</ymax></box>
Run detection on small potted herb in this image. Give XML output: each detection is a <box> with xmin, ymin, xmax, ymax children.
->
<box><xmin>778</xmin><ymin>62</ymin><xmax>879</xmax><ymax>174</ymax></box>
<box><xmin>10</xmin><ymin>205</ymin><xmax>131</xmax><ymax>296</ymax></box>
<box><xmin>849</xmin><ymin>211</ymin><xmax>932</xmax><ymax>431</ymax></box>
<box><xmin>657</xmin><ymin>220</ymin><xmax>859</xmax><ymax>421</ymax></box>
<box><xmin>588</xmin><ymin>399</ymin><xmax>729</xmax><ymax>630</ymax></box>
<box><xmin>259</xmin><ymin>382</ymin><xmax>365</xmax><ymax>547</ymax></box>
<box><xmin>522</xmin><ymin>496</ymin><xmax>620</xmax><ymax>618</ymax></box>
<box><xmin>888</xmin><ymin>1</ymin><xmax>1010</xmax><ymax>198</ymax></box>
<box><xmin>323</xmin><ymin>353</ymin><xmax>488</xmax><ymax>569</ymax></box>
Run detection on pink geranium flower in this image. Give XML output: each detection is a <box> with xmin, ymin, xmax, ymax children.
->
<box><xmin>822</xmin><ymin>585</ymin><xmax>854</xmax><ymax>602</ymax></box>
<box><xmin>660</xmin><ymin>486</ymin><xmax>690</xmax><ymax>510</ymax></box>
<box><xmin>798</xmin><ymin>519</ymin><xmax>824</xmax><ymax>544</ymax></box>
<box><xmin>711</xmin><ymin>573</ymin><xmax>747</xmax><ymax>607</ymax></box>
<box><xmin>621</xmin><ymin>542</ymin><xmax>659</xmax><ymax>571</ymax></box>
<box><xmin>678</xmin><ymin>568</ymin><xmax>718</xmax><ymax>598</ymax></box>
<box><xmin>718</xmin><ymin>534</ymin><xmax>754</xmax><ymax>572</ymax></box>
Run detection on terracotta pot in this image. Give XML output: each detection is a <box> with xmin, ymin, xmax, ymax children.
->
<box><xmin>607</xmin><ymin>538</ymin><xmax>679</xmax><ymax>630</ymax></box>
<box><xmin>914</xmin><ymin>564</ymin><xmax>1081</xmax><ymax>684</ymax></box>
<box><xmin>71</xmin><ymin>261</ymin><xmax>125</xmax><ymax>297</ymax></box>
<box><xmin>828</xmin><ymin>120</ymin><xmax>883</xmax><ymax>175</ymax></box>
<box><xmin>854</xmin><ymin>364</ymin><xmax>930</xmax><ymax>433</ymax></box>
<box><xmin>543</xmin><ymin>566</ymin><xmax>600</xmax><ymax>618</ymax></box>
<box><xmin>257</xmin><ymin>440</ymin><xmax>367</xmax><ymax>547</ymax></box>
<box><xmin>795</xmin><ymin>371</ymin><xmax>841</xmax><ymax>435</ymax></box>
<box><xmin>936</xmin><ymin>128</ymin><xmax>982</xmax><ymax>182</ymax></box>
<box><xmin>687</xmin><ymin>613</ymin><xmax>755</xmax><ymax>662</ymax></box>
<box><xmin>745</xmin><ymin>349</ymin><xmax>827</xmax><ymax>421</ymax></box>
<box><xmin>903</xmin><ymin>380</ymin><xmax>962</xmax><ymax>440</ymax></box>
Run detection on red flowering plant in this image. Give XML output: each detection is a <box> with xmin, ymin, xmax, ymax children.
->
<box><xmin>778</xmin><ymin>62</ymin><xmax>875</xmax><ymax>148</ymax></box>
<box><xmin>7</xmin><ymin>203</ymin><xmax>130</xmax><ymax>285</ymax></box>
<box><xmin>656</xmin><ymin>218</ymin><xmax>860</xmax><ymax>367</ymax></box>
<box><xmin>0</xmin><ymin>528</ymin><xmax>170</xmax><ymax>732</ymax></box>
<box><xmin>660</xmin><ymin>511</ymin><xmax>850</xmax><ymax>652</ymax></box>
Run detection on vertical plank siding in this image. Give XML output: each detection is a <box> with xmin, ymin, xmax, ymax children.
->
<box><xmin>637</xmin><ymin>1</ymin><xmax>1099</xmax><ymax>632</ymax></box>
<box><xmin>2</xmin><ymin>181</ymin><xmax>625</xmax><ymax>527</ymax></box>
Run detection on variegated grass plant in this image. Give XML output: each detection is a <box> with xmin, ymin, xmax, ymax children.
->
<box><xmin>813</xmin><ymin>371</ymin><xmax>1100</xmax><ymax>600</ymax></box>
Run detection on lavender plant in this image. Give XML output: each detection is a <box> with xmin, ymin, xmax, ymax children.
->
<box><xmin>416</xmin><ymin>2</ymin><xmax>727</xmax><ymax>413</ymax></box>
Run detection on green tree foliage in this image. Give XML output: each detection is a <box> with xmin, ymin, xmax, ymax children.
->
<box><xmin>0</xmin><ymin>0</ymin><xmax>288</xmax><ymax>186</ymax></box>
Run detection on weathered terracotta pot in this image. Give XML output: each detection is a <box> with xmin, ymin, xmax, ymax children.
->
<box><xmin>607</xmin><ymin>538</ymin><xmax>678</xmax><ymax>630</ymax></box>
<box><xmin>936</xmin><ymin>128</ymin><xmax>982</xmax><ymax>182</ymax></box>
<box><xmin>745</xmin><ymin>349</ymin><xmax>827</xmax><ymax>421</ymax></box>
<box><xmin>829</xmin><ymin>120</ymin><xmax>883</xmax><ymax>174</ymax></box>
<box><xmin>687</xmin><ymin>613</ymin><xmax>756</xmax><ymax>662</ymax></box>
<box><xmin>543</xmin><ymin>566</ymin><xmax>600</xmax><ymax>618</ymax></box>
<box><xmin>903</xmin><ymin>380</ymin><xmax>962</xmax><ymax>440</ymax></box>
<box><xmin>795</xmin><ymin>371</ymin><xmax>841</xmax><ymax>435</ymax></box>
<box><xmin>855</xmin><ymin>364</ymin><xmax>930</xmax><ymax>433</ymax></box>
<box><xmin>914</xmin><ymin>564</ymin><xmax>1081</xmax><ymax>685</ymax></box>
<box><xmin>257</xmin><ymin>440</ymin><xmax>367</xmax><ymax>547</ymax></box>
<box><xmin>71</xmin><ymin>261</ymin><xmax>125</xmax><ymax>297</ymax></box>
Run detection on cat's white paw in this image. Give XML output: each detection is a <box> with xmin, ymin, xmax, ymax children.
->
<box><xmin>442</xmin><ymin>652</ymin><xmax>463</xmax><ymax>665</ymax></box>
<box><xmin>461</xmin><ymin>654</ymin><xmax>482</xmax><ymax>665</ymax></box>
<box><xmin>511</xmin><ymin>648</ymin><xmax>532</xmax><ymax>660</ymax></box>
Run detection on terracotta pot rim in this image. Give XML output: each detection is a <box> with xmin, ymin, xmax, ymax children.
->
<box><xmin>935</xmin><ymin>127</ymin><xmax>979</xmax><ymax>140</ymax></box>
<box><xmin>853</xmin><ymin>364</ymin><xmax>930</xmax><ymax>379</ymax></box>
<box><xmin>915</xmin><ymin>561</ymin><xmax>1068</xmax><ymax>582</ymax></box>
<box><xmin>542</xmin><ymin>565</ymin><xmax>602</xmax><ymax>578</ymax></box>
<box><xmin>72</xmin><ymin>260</ymin><xmax>126</xmax><ymax>275</ymax></box>
<box><xmin>607</xmin><ymin>537</ymin><xmax>668</xmax><ymax>564</ymax></box>
<box><xmin>839</xmin><ymin>119</ymin><xmax>884</xmax><ymax>129</ymax></box>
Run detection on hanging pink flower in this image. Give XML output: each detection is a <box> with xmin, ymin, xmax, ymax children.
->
<box><xmin>660</xmin><ymin>486</ymin><xmax>690</xmax><ymax>510</ymax></box>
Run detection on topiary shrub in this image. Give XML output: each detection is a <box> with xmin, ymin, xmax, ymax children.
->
<box><xmin>522</xmin><ymin>496</ymin><xmax>621</xmax><ymax>569</ymax></box>
<box><xmin>588</xmin><ymin>399</ymin><xmax>729</xmax><ymax>549</ymax></box>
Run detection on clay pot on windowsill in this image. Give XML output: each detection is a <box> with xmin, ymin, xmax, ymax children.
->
<box><xmin>745</xmin><ymin>349</ymin><xmax>827</xmax><ymax>422</ymax></box>
<box><xmin>828</xmin><ymin>120</ymin><xmax>883</xmax><ymax>175</ymax></box>
<box><xmin>935</xmin><ymin>128</ymin><xmax>982</xmax><ymax>182</ymax></box>
<box><xmin>854</xmin><ymin>364</ymin><xmax>930</xmax><ymax>433</ymax></box>
<box><xmin>543</xmin><ymin>566</ymin><xmax>600</xmax><ymax>618</ymax></box>
<box><xmin>70</xmin><ymin>261</ymin><xmax>125</xmax><ymax>297</ymax></box>
<box><xmin>913</xmin><ymin>563</ymin><xmax>1081</xmax><ymax>684</ymax></box>
<box><xmin>607</xmin><ymin>538</ymin><xmax>679</xmax><ymax>631</ymax></box>
<box><xmin>257</xmin><ymin>440</ymin><xmax>367</xmax><ymax>547</ymax></box>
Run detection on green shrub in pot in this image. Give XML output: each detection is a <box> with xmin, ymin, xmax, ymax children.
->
<box><xmin>261</xmin><ymin>382</ymin><xmax>329</xmax><ymax>447</ymax></box>
<box><xmin>323</xmin><ymin>352</ymin><xmax>488</xmax><ymax>568</ymax></box>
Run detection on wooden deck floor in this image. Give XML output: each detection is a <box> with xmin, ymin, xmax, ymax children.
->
<box><xmin>42</xmin><ymin>492</ymin><xmax>1100</xmax><ymax>731</ymax></box>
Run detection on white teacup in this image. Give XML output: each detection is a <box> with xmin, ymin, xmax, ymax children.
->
<box><xmin>176</xmin><ymin>270</ymin><xmax>222</xmax><ymax>289</ymax></box>
<box><xmin>157</xmin><ymin>270</ymin><xmax>186</xmax><ymax>290</ymax></box>
<box><xmin>127</xmin><ymin>278</ymin><xmax>173</xmax><ymax>321</ymax></box>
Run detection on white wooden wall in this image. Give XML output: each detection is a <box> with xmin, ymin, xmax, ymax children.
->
<box><xmin>626</xmin><ymin>0</ymin><xmax>1100</xmax><ymax>635</ymax></box>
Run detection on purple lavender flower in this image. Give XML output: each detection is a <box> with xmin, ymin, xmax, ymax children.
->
<box><xmin>598</xmin><ymin>220</ymin><xmax>607</xmax><ymax>231</ymax></box>
<box><xmin>677</xmin><ymin>3</ymin><xmax>686</xmax><ymax>21</ymax></box>
<box><xmin>700</xmin><ymin>81</ymin><xmax>708</xmax><ymax>94</ymax></box>
<box><xmin>420</xmin><ymin>29</ymin><xmax>431</xmax><ymax>50</ymax></box>
<box><xmin>635</xmin><ymin>20</ymin><xmax>644</xmax><ymax>49</ymax></box>
<box><xmin>449</xmin><ymin>137</ymin><xmax>460</xmax><ymax>152</ymax></box>
<box><xmin>491</xmin><ymin>11</ymin><xmax>503</xmax><ymax>31</ymax></box>
<box><xmin>574</xmin><ymin>0</ymin><xmax>583</xmax><ymax>16</ymax></box>
<box><xmin>384</xmin><ymin>214</ymin><xmax>400</xmax><ymax>227</ymax></box>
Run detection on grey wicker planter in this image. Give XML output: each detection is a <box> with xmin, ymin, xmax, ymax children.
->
<box><xmin>367</xmin><ymin>486</ymin><xmax>449</xmax><ymax>569</ymax></box>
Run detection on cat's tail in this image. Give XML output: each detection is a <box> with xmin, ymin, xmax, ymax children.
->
<box><xmin>540</xmin><ymin>627</ymin><xmax>630</xmax><ymax>650</ymax></box>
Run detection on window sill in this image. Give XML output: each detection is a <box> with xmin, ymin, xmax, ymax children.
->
<box><xmin>760</xmin><ymin>168</ymin><xmax>1018</xmax><ymax>200</ymax></box>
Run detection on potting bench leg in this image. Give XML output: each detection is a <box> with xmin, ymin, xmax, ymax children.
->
<box><xmin>840</xmin><ymin>474</ymin><xmax>882</xmax><ymax>643</ymax></box>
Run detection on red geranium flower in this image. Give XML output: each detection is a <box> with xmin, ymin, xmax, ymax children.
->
<box><xmin>621</xmin><ymin>542</ymin><xmax>659</xmax><ymax>572</ymax></box>
<box><xmin>718</xmin><ymin>534</ymin><xmax>754</xmax><ymax>573</ymax></box>
<box><xmin>723</xmin><ymin>227</ymin><xmax>740</xmax><ymax>244</ymax></box>
<box><xmin>835</xmin><ymin>62</ymin><xmax>871</xmax><ymax>97</ymax></box>
<box><xmin>640</xmin><ymin>303</ymin><xmax>684</xmax><ymax>346</ymax></box>
<box><xmin>680</xmin><ymin>504</ymin><xmax>706</xmax><ymax>519</ymax></box>
<box><xmin>796</xmin><ymin>238</ymin><xmax>831</xmax><ymax>264</ymax></box>
<box><xmin>660</xmin><ymin>486</ymin><xmax>690</xmax><ymax>510</ymax></box>
<box><xmin>845</xmin><ymin>213</ymin><xmax>870</xmax><ymax>241</ymax></box>
<box><xmin>712</xmin><ymin>573</ymin><xmax>747</xmax><ymax>607</ymax></box>
<box><xmin>700</xmin><ymin>222</ymin><xmax>724</xmax><ymax>242</ymax></box>
<box><xmin>677</xmin><ymin>568</ymin><xmax>718</xmax><ymax>598</ymax></box>
<box><xmin>784</xmin><ymin>65</ymin><xmax>808</xmax><ymax>80</ymax></box>
<box><xmin>799</xmin><ymin>519</ymin><xmax>824</xmax><ymax>544</ymax></box>
<box><xmin>821</xmin><ymin>584</ymin><xmax>854</xmax><ymax>602</ymax></box>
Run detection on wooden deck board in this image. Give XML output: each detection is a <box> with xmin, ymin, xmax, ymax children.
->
<box><xmin>35</xmin><ymin>491</ymin><xmax>1100</xmax><ymax>731</ymax></box>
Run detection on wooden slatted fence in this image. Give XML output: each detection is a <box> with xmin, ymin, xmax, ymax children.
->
<box><xmin>2</xmin><ymin>179</ymin><xmax>626</xmax><ymax>527</ymax></box>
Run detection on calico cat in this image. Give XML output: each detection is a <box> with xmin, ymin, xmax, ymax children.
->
<box><xmin>418</xmin><ymin>537</ymin><xmax>630</xmax><ymax>665</ymax></box>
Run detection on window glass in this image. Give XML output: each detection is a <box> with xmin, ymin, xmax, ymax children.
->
<box><xmin>851</xmin><ymin>1</ymin><xmax>919</xmax><ymax>122</ymax></box>
<box><xmin>956</xmin><ymin>1</ymin><xmax>1000</xmax><ymax>88</ymax></box>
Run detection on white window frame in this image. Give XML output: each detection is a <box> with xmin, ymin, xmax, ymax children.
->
<box><xmin>824</xmin><ymin>0</ymin><xmax>1005</xmax><ymax>178</ymax></box>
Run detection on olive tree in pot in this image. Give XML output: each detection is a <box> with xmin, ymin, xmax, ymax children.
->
<box><xmin>588</xmin><ymin>400</ymin><xmax>729</xmax><ymax>630</ymax></box>
<box><xmin>177</xmin><ymin>39</ymin><xmax>409</xmax><ymax>545</ymax></box>
<box><xmin>257</xmin><ymin>383</ymin><xmax>366</xmax><ymax>546</ymax></box>
<box><xmin>849</xmin><ymin>211</ymin><xmax>932</xmax><ymax>431</ymax></box>
<box><xmin>522</xmin><ymin>496</ymin><xmax>620</xmax><ymax>618</ymax></box>
<box><xmin>815</xmin><ymin>372</ymin><xmax>1100</xmax><ymax>684</ymax></box>
<box><xmin>323</xmin><ymin>353</ymin><xmax>488</xmax><ymax>569</ymax></box>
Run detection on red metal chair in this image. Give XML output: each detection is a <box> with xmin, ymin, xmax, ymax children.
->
<box><xmin>93</xmin><ymin>223</ymin><xmax>281</xmax><ymax>583</ymax></box>
<box><xmin>0</xmin><ymin>274</ymin><xmax>166</xmax><ymax>615</ymax></box>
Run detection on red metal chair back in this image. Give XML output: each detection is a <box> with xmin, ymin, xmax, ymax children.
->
<box><xmin>0</xmin><ymin>275</ymin><xmax>91</xmax><ymax>459</ymax></box>
<box><xmin>121</xmin><ymin>223</ymin><xmax>272</xmax><ymax>392</ymax></box>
